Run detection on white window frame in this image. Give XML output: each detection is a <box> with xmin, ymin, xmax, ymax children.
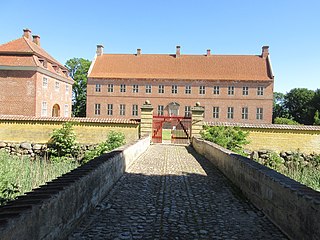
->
<box><xmin>213</xmin><ymin>107</ymin><xmax>219</xmax><ymax>119</ymax></box>
<box><xmin>257</xmin><ymin>87</ymin><xmax>264</xmax><ymax>96</ymax></box>
<box><xmin>172</xmin><ymin>85</ymin><xmax>178</xmax><ymax>94</ymax></box>
<box><xmin>213</xmin><ymin>86</ymin><xmax>220</xmax><ymax>95</ymax></box>
<box><xmin>95</xmin><ymin>84</ymin><xmax>101</xmax><ymax>92</ymax></box>
<box><xmin>185</xmin><ymin>106</ymin><xmax>191</xmax><ymax>117</ymax></box>
<box><xmin>185</xmin><ymin>85</ymin><xmax>191</xmax><ymax>94</ymax></box>
<box><xmin>94</xmin><ymin>103</ymin><xmax>101</xmax><ymax>115</ymax></box>
<box><xmin>66</xmin><ymin>84</ymin><xmax>69</xmax><ymax>94</ymax></box>
<box><xmin>120</xmin><ymin>84</ymin><xmax>126</xmax><ymax>93</ymax></box>
<box><xmin>133</xmin><ymin>84</ymin><xmax>139</xmax><ymax>93</ymax></box>
<box><xmin>228</xmin><ymin>86</ymin><xmax>234</xmax><ymax>95</ymax></box>
<box><xmin>199</xmin><ymin>86</ymin><xmax>205</xmax><ymax>95</ymax></box>
<box><xmin>242</xmin><ymin>86</ymin><xmax>249</xmax><ymax>96</ymax></box>
<box><xmin>158</xmin><ymin>105</ymin><xmax>164</xmax><ymax>116</ymax></box>
<box><xmin>55</xmin><ymin>81</ymin><xmax>60</xmax><ymax>91</ymax></box>
<box><xmin>242</xmin><ymin>107</ymin><xmax>248</xmax><ymax>119</ymax></box>
<box><xmin>132</xmin><ymin>104</ymin><xmax>138</xmax><ymax>116</ymax></box>
<box><xmin>42</xmin><ymin>77</ymin><xmax>48</xmax><ymax>88</ymax></box>
<box><xmin>41</xmin><ymin>101</ymin><xmax>47</xmax><ymax>117</ymax></box>
<box><xmin>146</xmin><ymin>85</ymin><xmax>152</xmax><ymax>93</ymax></box>
<box><xmin>64</xmin><ymin>104</ymin><xmax>69</xmax><ymax>117</ymax></box>
<box><xmin>120</xmin><ymin>104</ymin><xmax>126</xmax><ymax>116</ymax></box>
<box><xmin>227</xmin><ymin>107</ymin><xmax>234</xmax><ymax>119</ymax></box>
<box><xmin>256</xmin><ymin>108</ymin><xmax>263</xmax><ymax>120</ymax></box>
<box><xmin>107</xmin><ymin>104</ymin><xmax>113</xmax><ymax>116</ymax></box>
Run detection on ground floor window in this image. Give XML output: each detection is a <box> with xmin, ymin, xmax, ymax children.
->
<box><xmin>256</xmin><ymin>108</ymin><xmax>263</xmax><ymax>120</ymax></box>
<box><xmin>95</xmin><ymin>103</ymin><xmax>101</xmax><ymax>115</ymax></box>
<box><xmin>120</xmin><ymin>104</ymin><xmax>126</xmax><ymax>116</ymax></box>
<box><xmin>242</xmin><ymin>107</ymin><xmax>248</xmax><ymax>119</ymax></box>
<box><xmin>158</xmin><ymin>105</ymin><xmax>164</xmax><ymax>116</ymax></box>
<box><xmin>185</xmin><ymin>106</ymin><xmax>191</xmax><ymax>117</ymax></box>
<box><xmin>213</xmin><ymin>107</ymin><xmax>219</xmax><ymax>119</ymax></box>
<box><xmin>107</xmin><ymin>104</ymin><xmax>113</xmax><ymax>116</ymax></box>
<box><xmin>41</xmin><ymin>101</ymin><xmax>47</xmax><ymax>117</ymax></box>
<box><xmin>227</xmin><ymin>107</ymin><xmax>234</xmax><ymax>119</ymax></box>
<box><xmin>132</xmin><ymin>104</ymin><xmax>138</xmax><ymax>116</ymax></box>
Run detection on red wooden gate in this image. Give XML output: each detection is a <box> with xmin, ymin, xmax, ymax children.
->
<box><xmin>152</xmin><ymin>116</ymin><xmax>191</xmax><ymax>144</ymax></box>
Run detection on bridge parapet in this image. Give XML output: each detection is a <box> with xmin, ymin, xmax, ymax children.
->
<box><xmin>0</xmin><ymin>136</ymin><xmax>150</xmax><ymax>240</ymax></box>
<box><xmin>192</xmin><ymin>137</ymin><xmax>320</xmax><ymax>240</ymax></box>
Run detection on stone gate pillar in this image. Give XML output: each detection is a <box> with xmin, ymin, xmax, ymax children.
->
<box><xmin>140</xmin><ymin>100</ymin><xmax>154</xmax><ymax>137</ymax></box>
<box><xmin>191</xmin><ymin>102</ymin><xmax>205</xmax><ymax>138</ymax></box>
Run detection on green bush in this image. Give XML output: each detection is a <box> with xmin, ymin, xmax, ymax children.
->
<box><xmin>200</xmin><ymin>126</ymin><xmax>249</xmax><ymax>154</ymax></box>
<box><xmin>82</xmin><ymin>131</ymin><xmax>125</xmax><ymax>164</ymax></box>
<box><xmin>274</xmin><ymin>117</ymin><xmax>300</xmax><ymax>125</ymax></box>
<box><xmin>48</xmin><ymin>122</ymin><xmax>79</xmax><ymax>159</ymax></box>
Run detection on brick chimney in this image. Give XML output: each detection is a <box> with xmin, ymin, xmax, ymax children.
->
<box><xmin>96</xmin><ymin>44</ymin><xmax>104</xmax><ymax>56</ymax></box>
<box><xmin>207</xmin><ymin>49</ymin><xmax>211</xmax><ymax>56</ymax></box>
<box><xmin>262</xmin><ymin>46</ymin><xmax>269</xmax><ymax>58</ymax></box>
<box><xmin>176</xmin><ymin>46</ymin><xmax>181</xmax><ymax>58</ymax></box>
<box><xmin>137</xmin><ymin>48</ymin><xmax>141</xmax><ymax>56</ymax></box>
<box><xmin>22</xmin><ymin>28</ymin><xmax>32</xmax><ymax>40</ymax></box>
<box><xmin>32</xmin><ymin>35</ymin><xmax>40</xmax><ymax>46</ymax></box>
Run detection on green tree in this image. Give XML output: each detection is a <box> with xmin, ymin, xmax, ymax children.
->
<box><xmin>273</xmin><ymin>92</ymin><xmax>290</xmax><ymax>121</ymax></box>
<box><xmin>274</xmin><ymin>117</ymin><xmax>300</xmax><ymax>125</ymax></box>
<box><xmin>65</xmin><ymin>58</ymin><xmax>91</xmax><ymax>117</ymax></box>
<box><xmin>314</xmin><ymin>110</ymin><xmax>320</xmax><ymax>125</ymax></box>
<box><xmin>284</xmin><ymin>88</ymin><xmax>315</xmax><ymax>125</ymax></box>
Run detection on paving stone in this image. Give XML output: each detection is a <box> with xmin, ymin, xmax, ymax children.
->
<box><xmin>68</xmin><ymin>145</ymin><xmax>287</xmax><ymax>240</ymax></box>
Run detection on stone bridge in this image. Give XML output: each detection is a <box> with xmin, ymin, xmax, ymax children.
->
<box><xmin>0</xmin><ymin>137</ymin><xmax>319</xmax><ymax>240</ymax></box>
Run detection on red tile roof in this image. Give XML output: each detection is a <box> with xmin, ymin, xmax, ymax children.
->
<box><xmin>0</xmin><ymin>115</ymin><xmax>139</xmax><ymax>125</ymax></box>
<box><xmin>89</xmin><ymin>53</ymin><xmax>273</xmax><ymax>81</ymax></box>
<box><xmin>206</xmin><ymin>122</ymin><xmax>320</xmax><ymax>131</ymax></box>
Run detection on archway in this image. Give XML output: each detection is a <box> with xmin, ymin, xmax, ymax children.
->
<box><xmin>167</xmin><ymin>102</ymin><xmax>180</xmax><ymax>116</ymax></box>
<box><xmin>52</xmin><ymin>104</ymin><xmax>60</xmax><ymax>117</ymax></box>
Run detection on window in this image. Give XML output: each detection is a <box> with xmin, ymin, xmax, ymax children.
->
<box><xmin>256</xmin><ymin>108</ymin><xmax>263</xmax><ymax>120</ymax></box>
<box><xmin>185</xmin><ymin>85</ymin><xmax>191</xmax><ymax>94</ymax></box>
<box><xmin>172</xmin><ymin>85</ymin><xmax>178</xmax><ymax>94</ymax></box>
<box><xmin>242</xmin><ymin>107</ymin><xmax>248</xmax><ymax>119</ymax></box>
<box><xmin>158</xmin><ymin>105</ymin><xmax>164</xmax><ymax>116</ymax></box>
<box><xmin>107</xmin><ymin>84</ymin><xmax>114</xmax><ymax>93</ymax></box>
<box><xmin>185</xmin><ymin>106</ymin><xmax>191</xmax><ymax>117</ymax></box>
<box><xmin>94</xmin><ymin>104</ymin><xmax>101</xmax><ymax>115</ymax></box>
<box><xmin>213</xmin><ymin>107</ymin><xmax>219</xmax><ymax>119</ymax></box>
<box><xmin>55</xmin><ymin>81</ymin><xmax>60</xmax><ymax>91</ymax></box>
<box><xmin>158</xmin><ymin>85</ymin><xmax>164</xmax><ymax>94</ymax></box>
<box><xmin>257</xmin><ymin>87</ymin><xmax>264</xmax><ymax>96</ymax></box>
<box><xmin>41</xmin><ymin>101</ymin><xmax>47</xmax><ymax>117</ymax></box>
<box><xmin>120</xmin><ymin>104</ymin><xmax>126</xmax><ymax>116</ymax></box>
<box><xmin>199</xmin><ymin>86</ymin><xmax>205</xmax><ymax>95</ymax></box>
<box><xmin>107</xmin><ymin>104</ymin><xmax>113</xmax><ymax>116</ymax></box>
<box><xmin>95</xmin><ymin>84</ymin><xmax>101</xmax><ymax>92</ymax></box>
<box><xmin>132</xmin><ymin>104</ymin><xmax>138</xmax><ymax>116</ymax></box>
<box><xmin>64</xmin><ymin>104</ymin><xmax>69</xmax><ymax>117</ymax></box>
<box><xmin>42</xmin><ymin>77</ymin><xmax>48</xmax><ymax>88</ymax></box>
<box><xmin>227</xmin><ymin>107</ymin><xmax>234</xmax><ymax>119</ymax></box>
<box><xmin>146</xmin><ymin>85</ymin><xmax>152</xmax><ymax>93</ymax></box>
<box><xmin>120</xmin><ymin>84</ymin><xmax>126</xmax><ymax>93</ymax></box>
<box><xmin>66</xmin><ymin>85</ymin><xmax>69</xmax><ymax>94</ymax></box>
<box><xmin>213</xmin><ymin>86</ymin><xmax>220</xmax><ymax>95</ymax></box>
<box><xmin>133</xmin><ymin>84</ymin><xmax>139</xmax><ymax>93</ymax></box>
<box><xmin>228</xmin><ymin>86</ymin><xmax>234</xmax><ymax>95</ymax></box>
<box><xmin>242</xmin><ymin>86</ymin><xmax>249</xmax><ymax>96</ymax></box>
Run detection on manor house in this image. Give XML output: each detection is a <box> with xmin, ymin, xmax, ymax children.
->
<box><xmin>0</xmin><ymin>29</ymin><xmax>73</xmax><ymax>117</ymax></box>
<box><xmin>87</xmin><ymin>45</ymin><xmax>274</xmax><ymax>123</ymax></box>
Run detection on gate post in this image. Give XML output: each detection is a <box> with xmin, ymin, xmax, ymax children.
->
<box><xmin>191</xmin><ymin>102</ymin><xmax>205</xmax><ymax>138</ymax></box>
<box><xmin>140</xmin><ymin>100</ymin><xmax>154</xmax><ymax>137</ymax></box>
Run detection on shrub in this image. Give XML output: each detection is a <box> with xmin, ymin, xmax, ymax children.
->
<box><xmin>274</xmin><ymin>117</ymin><xmax>300</xmax><ymax>125</ymax></box>
<box><xmin>82</xmin><ymin>131</ymin><xmax>125</xmax><ymax>164</ymax></box>
<box><xmin>48</xmin><ymin>122</ymin><xmax>79</xmax><ymax>159</ymax></box>
<box><xmin>200</xmin><ymin>126</ymin><xmax>249</xmax><ymax>154</ymax></box>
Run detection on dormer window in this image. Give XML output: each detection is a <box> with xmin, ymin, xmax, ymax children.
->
<box><xmin>62</xmin><ymin>70</ymin><xmax>68</xmax><ymax>78</ymax></box>
<box><xmin>39</xmin><ymin>58</ymin><xmax>47</xmax><ymax>68</ymax></box>
<box><xmin>52</xmin><ymin>65</ymin><xmax>59</xmax><ymax>73</ymax></box>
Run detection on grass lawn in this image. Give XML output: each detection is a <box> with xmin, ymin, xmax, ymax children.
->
<box><xmin>162</xmin><ymin>129</ymin><xmax>171</xmax><ymax>141</ymax></box>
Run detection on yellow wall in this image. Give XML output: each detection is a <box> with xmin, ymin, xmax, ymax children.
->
<box><xmin>0</xmin><ymin>120</ymin><xmax>139</xmax><ymax>144</ymax></box>
<box><xmin>244</xmin><ymin>128</ymin><xmax>320</xmax><ymax>153</ymax></box>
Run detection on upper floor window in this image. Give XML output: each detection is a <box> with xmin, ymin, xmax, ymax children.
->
<box><xmin>256</xmin><ymin>108</ymin><xmax>263</xmax><ymax>120</ymax></box>
<box><xmin>185</xmin><ymin>85</ymin><xmax>191</xmax><ymax>94</ymax></box>
<box><xmin>158</xmin><ymin>105</ymin><xmax>164</xmax><ymax>116</ymax></box>
<box><xmin>213</xmin><ymin>107</ymin><xmax>219</xmax><ymax>119</ymax></box>
<box><xmin>55</xmin><ymin>81</ymin><xmax>60</xmax><ymax>91</ymax></box>
<box><xmin>42</xmin><ymin>77</ymin><xmax>48</xmax><ymax>88</ymax></box>
<box><xmin>107</xmin><ymin>104</ymin><xmax>113</xmax><ymax>116</ymax></box>
<box><xmin>64</xmin><ymin>104</ymin><xmax>69</xmax><ymax>117</ymax></box>
<box><xmin>213</xmin><ymin>86</ymin><xmax>220</xmax><ymax>95</ymax></box>
<box><xmin>94</xmin><ymin>103</ymin><xmax>101</xmax><ymax>115</ymax></box>
<box><xmin>133</xmin><ymin>84</ymin><xmax>139</xmax><ymax>93</ymax></box>
<box><xmin>199</xmin><ymin>86</ymin><xmax>205</xmax><ymax>95</ymax></box>
<box><xmin>158</xmin><ymin>85</ymin><xmax>164</xmax><ymax>94</ymax></box>
<box><xmin>227</xmin><ymin>107</ymin><xmax>234</xmax><ymax>119</ymax></box>
<box><xmin>228</xmin><ymin>86</ymin><xmax>234</xmax><ymax>95</ymax></box>
<box><xmin>95</xmin><ymin>84</ymin><xmax>101</xmax><ymax>92</ymax></box>
<box><xmin>172</xmin><ymin>85</ymin><xmax>178</xmax><ymax>94</ymax></box>
<box><xmin>242</xmin><ymin>107</ymin><xmax>248</xmax><ymax>119</ymax></box>
<box><xmin>66</xmin><ymin>85</ymin><xmax>69</xmax><ymax>94</ymax></box>
<box><xmin>257</xmin><ymin>87</ymin><xmax>264</xmax><ymax>96</ymax></box>
<box><xmin>242</xmin><ymin>86</ymin><xmax>249</xmax><ymax>95</ymax></box>
<box><xmin>185</xmin><ymin>106</ymin><xmax>191</xmax><ymax>117</ymax></box>
<box><xmin>41</xmin><ymin>101</ymin><xmax>47</xmax><ymax>117</ymax></box>
<box><xmin>107</xmin><ymin>84</ymin><xmax>114</xmax><ymax>93</ymax></box>
<box><xmin>132</xmin><ymin>104</ymin><xmax>138</xmax><ymax>116</ymax></box>
<box><xmin>146</xmin><ymin>85</ymin><xmax>152</xmax><ymax>93</ymax></box>
<box><xmin>120</xmin><ymin>84</ymin><xmax>126</xmax><ymax>93</ymax></box>
<box><xmin>120</xmin><ymin>104</ymin><xmax>126</xmax><ymax>116</ymax></box>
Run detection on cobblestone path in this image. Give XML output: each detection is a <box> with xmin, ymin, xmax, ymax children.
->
<box><xmin>69</xmin><ymin>145</ymin><xmax>286</xmax><ymax>240</ymax></box>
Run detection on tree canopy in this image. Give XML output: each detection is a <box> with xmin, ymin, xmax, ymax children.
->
<box><xmin>65</xmin><ymin>58</ymin><xmax>91</xmax><ymax>117</ymax></box>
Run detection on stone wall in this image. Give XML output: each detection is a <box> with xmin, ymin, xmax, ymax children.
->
<box><xmin>192</xmin><ymin>137</ymin><xmax>320</xmax><ymax>240</ymax></box>
<box><xmin>0</xmin><ymin>115</ymin><xmax>139</xmax><ymax>144</ymax></box>
<box><xmin>0</xmin><ymin>136</ymin><xmax>151</xmax><ymax>240</ymax></box>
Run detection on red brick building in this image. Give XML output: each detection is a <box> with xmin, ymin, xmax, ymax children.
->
<box><xmin>87</xmin><ymin>45</ymin><xmax>274</xmax><ymax>123</ymax></box>
<box><xmin>0</xmin><ymin>29</ymin><xmax>73</xmax><ymax>117</ymax></box>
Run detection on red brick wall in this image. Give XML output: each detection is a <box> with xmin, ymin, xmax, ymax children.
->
<box><xmin>87</xmin><ymin>78</ymin><xmax>273</xmax><ymax>123</ymax></box>
<box><xmin>0</xmin><ymin>70</ymin><xmax>36</xmax><ymax>116</ymax></box>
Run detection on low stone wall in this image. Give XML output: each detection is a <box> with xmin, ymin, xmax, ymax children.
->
<box><xmin>192</xmin><ymin>137</ymin><xmax>320</xmax><ymax>240</ymax></box>
<box><xmin>0</xmin><ymin>136</ymin><xmax>151</xmax><ymax>240</ymax></box>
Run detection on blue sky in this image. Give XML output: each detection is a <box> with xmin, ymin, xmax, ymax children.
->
<box><xmin>1</xmin><ymin>0</ymin><xmax>319</xmax><ymax>93</ymax></box>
